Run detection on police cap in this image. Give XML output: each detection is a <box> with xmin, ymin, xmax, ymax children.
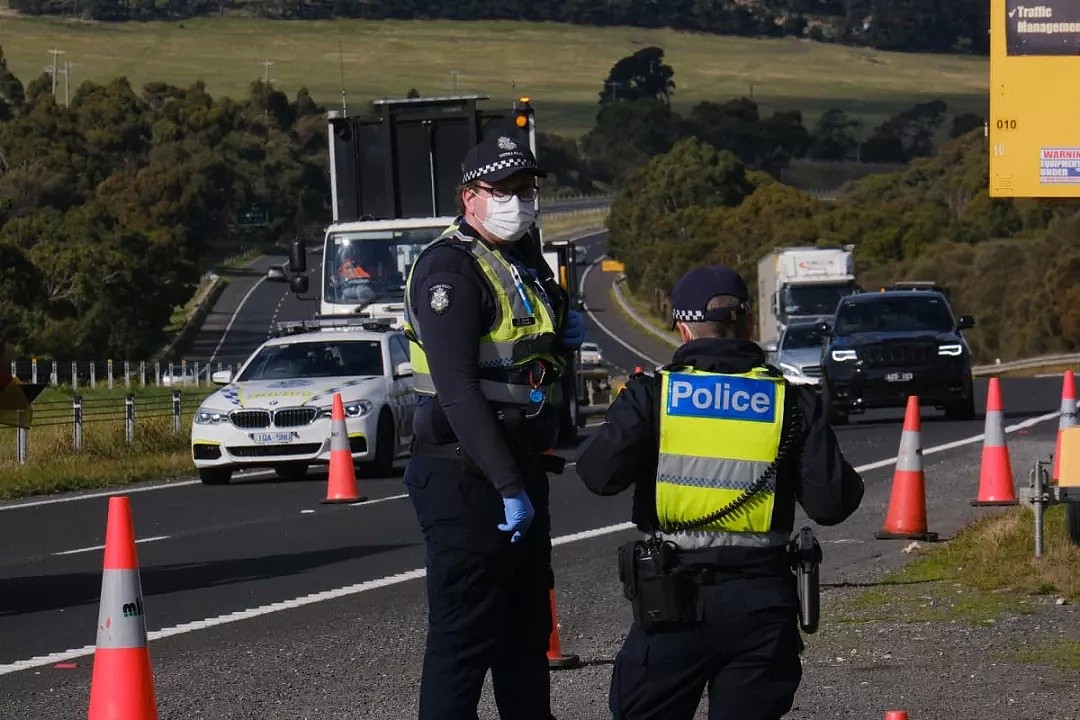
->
<box><xmin>671</xmin><ymin>266</ymin><xmax>750</xmax><ymax>326</ymax></box>
<box><xmin>461</xmin><ymin>132</ymin><xmax>547</xmax><ymax>184</ymax></box>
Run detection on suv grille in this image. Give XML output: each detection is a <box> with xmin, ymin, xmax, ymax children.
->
<box><xmin>231</xmin><ymin>410</ymin><xmax>271</xmax><ymax>429</ymax></box>
<box><xmin>274</xmin><ymin>408</ymin><xmax>318</xmax><ymax>427</ymax></box>
<box><xmin>863</xmin><ymin>343</ymin><xmax>934</xmax><ymax>367</ymax></box>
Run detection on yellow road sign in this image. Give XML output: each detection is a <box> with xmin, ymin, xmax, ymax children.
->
<box><xmin>601</xmin><ymin>260</ymin><xmax>625</xmax><ymax>273</ymax></box>
<box><xmin>990</xmin><ymin>0</ymin><xmax>1080</xmax><ymax>197</ymax></box>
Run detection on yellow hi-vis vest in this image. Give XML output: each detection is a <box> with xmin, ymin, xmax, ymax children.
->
<box><xmin>657</xmin><ymin>367</ymin><xmax>789</xmax><ymax>550</ymax></box>
<box><xmin>403</xmin><ymin>225</ymin><xmax>562</xmax><ymax>406</ymax></box>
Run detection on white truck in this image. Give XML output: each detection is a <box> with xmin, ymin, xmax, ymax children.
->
<box><xmin>756</xmin><ymin>246</ymin><xmax>857</xmax><ymax>350</ymax></box>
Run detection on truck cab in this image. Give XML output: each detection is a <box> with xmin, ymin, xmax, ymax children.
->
<box><xmin>757</xmin><ymin>246</ymin><xmax>858</xmax><ymax>351</ymax></box>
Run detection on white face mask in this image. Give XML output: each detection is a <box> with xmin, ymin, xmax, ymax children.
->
<box><xmin>479</xmin><ymin>194</ymin><xmax>536</xmax><ymax>243</ymax></box>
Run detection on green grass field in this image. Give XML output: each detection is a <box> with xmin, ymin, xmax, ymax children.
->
<box><xmin>0</xmin><ymin>15</ymin><xmax>989</xmax><ymax>136</ymax></box>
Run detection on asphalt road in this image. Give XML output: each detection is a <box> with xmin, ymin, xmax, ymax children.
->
<box><xmin>0</xmin><ymin>232</ymin><xmax>1068</xmax><ymax>718</ymax></box>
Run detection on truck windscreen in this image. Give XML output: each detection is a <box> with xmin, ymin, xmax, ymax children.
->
<box><xmin>782</xmin><ymin>283</ymin><xmax>852</xmax><ymax>318</ymax></box>
<box><xmin>324</xmin><ymin>228</ymin><xmax>443</xmax><ymax>306</ymax></box>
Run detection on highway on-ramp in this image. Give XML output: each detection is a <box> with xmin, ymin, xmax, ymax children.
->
<box><xmin>0</xmin><ymin>233</ymin><xmax>1068</xmax><ymax>719</ymax></box>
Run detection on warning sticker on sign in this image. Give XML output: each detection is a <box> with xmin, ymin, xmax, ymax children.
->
<box><xmin>1039</xmin><ymin>147</ymin><xmax>1080</xmax><ymax>183</ymax></box>
<box><xmin>1007</xmin><ymin>1</ymin><xmax>1080</xmax><ymax>55</ymax></box>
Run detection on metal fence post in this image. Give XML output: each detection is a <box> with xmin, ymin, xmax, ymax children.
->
<box><xmin>125</xmin><ymin>393</ymin><xmax>135</xmax><ymax>446</ymax></box>
<box><xmin>72</xmin><ymin>361</ymin><xmax>78</xmax><ymax>391</ymax></box>
<box><xmin>90</xmin><ymin>361</ymin><xmax>96</xmax><ymax>388</ymax></box>
<box><xmin>155</xmin><ymin>361</ymin><xmax>161</xmax><ymax>386</ymax></box>
<box><xmin>107</xmin><ymin>359</ymin><xmax>114</xmax><ymax>389</ymax></box>
<box><xmin>8</xmin><ymin>359</ymin><xmax>14</xmax><ymax>380</ymax></box>
<box><xmin>140</xmin><ymin>360</ymin><xmax>146</xmax><ymax>388</ymax></box>
<box><xmin>16</xmin><ymin>410</ymin><xmax>28</xmax><ymax>465</ymax></box>
<box><xmin>181</xmin><ymin>360</ymin><xmax>188</xmax><ymax>387</ymax></box>
<box><xmin>194</xmin><ymin>361</ymin><xmax>201</xmax><ymax>387</ymax></box>
<box><xmin>31</xmin><ymin>358</ymin><xmax>37</xmax><ymax>384</ymax></box>
<box><xmin>73</xmin><ymin>395</ymin><xmax>83</xmax><ymax>452</ymax></box>
<box><xmin>50</xmin><ymin>360</ymin><xmax>58</xmax><ymax>386</ymax></box>
<box><xmin>172</xmin><ymin>390</ymin><xmax>182</xmax><ymax>434</ymax></box>
<box><xmin>124</xmin><ymin>360</ymin><xmax>131</xmax><ymax>389</ymax></box>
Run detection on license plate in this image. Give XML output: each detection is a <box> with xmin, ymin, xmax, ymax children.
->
<box><xmin>252</xmin><ymin>432</ymin><xmax>294</xmax><ymax>444</ymax></box>
<box><xmin>885</xmin><ymin>372</ymin><xmax>914</xmax><ymax>383</ymax></box>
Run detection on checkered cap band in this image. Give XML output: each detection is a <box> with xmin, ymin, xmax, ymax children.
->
<box><xmin>463</xmin><ymin>157</ymin><xmax>537</xmax><ymax>184</ymax></box>
<box><xmin>672</xmin><ymin>308</ymin><xmax>706</xmax><ymax>322</ymax></box>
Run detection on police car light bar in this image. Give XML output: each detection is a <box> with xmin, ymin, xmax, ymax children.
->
<box><xmin>271</xmin><ymin>316</ymin><xmax>395</xmax><ymax>338</ymax></box>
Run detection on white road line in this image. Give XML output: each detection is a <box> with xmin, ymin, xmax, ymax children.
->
<box><xmin>0</xmin><ymin>411</ymin><xmax>1060</xmax><ymax>676</ymax></box>
<box><xmin>53</xmin><ymin>535</ymin><xmax>171</xmax><ymax>557</ymax></box>
<box><xmin>579</xmin><ymin>259</ymin><xmax>664</xmax><ymax>369</ymax></box>
<box><xmin>209</xmin><ymin>274</ymin><xmax>268</xmax><ymax>365</ymax></box>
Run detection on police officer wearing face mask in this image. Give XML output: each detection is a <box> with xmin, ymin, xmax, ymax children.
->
<box><xmin>577</xmin><ymin>266</ymin><xmax>864</xmax><ymax>720</ymax></box>
<box><xmin>402</xmin><ymin>132</ymin><xmax>586</xmax><ymax>720</ymax></box>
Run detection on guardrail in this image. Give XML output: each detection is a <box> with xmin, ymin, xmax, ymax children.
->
<box><xmin>972</xmin><ymin>353</ymin><xmax>1080</xmax><ymax>376</ymax></box>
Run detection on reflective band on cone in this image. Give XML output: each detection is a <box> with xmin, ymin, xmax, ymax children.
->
<box><xmin>876</xmin><ymin>396</ymin><xmax>938</xmax><ymax>542</ymax></box>
<box><xmin>323</xmin><ymin>393</ymin><xmax>366</xmax><ymax>504</ymax></box>
<box><xmin>88</xmin><ymin>496</ymin><xmax>158</xmax><ymax>720</ymax></box>
<box><xmin>972</xmin><ymin>377</ymin><xmax>1017</xmax><ymax>506</ymax></box>
<box><xmin>1053</xmin><ymin>370</ymin><xmax>1077</xmax><ymax>481</ymax></box>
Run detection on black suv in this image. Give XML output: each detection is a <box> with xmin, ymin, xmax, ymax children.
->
<box><xmin>819</xmin><ymin>289</ymin><xmax>976</xmax><ymax>424</ymax></box>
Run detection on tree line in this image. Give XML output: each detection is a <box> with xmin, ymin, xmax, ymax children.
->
<box><xmin>10</xmin><ymin>0</ymin><xmax>990</xmax><ymax>54</ymax></box>
<box><xmin>607</xmin><ymin>131</ymin><xmax>1080</xmax><ymax>364</ymax></box>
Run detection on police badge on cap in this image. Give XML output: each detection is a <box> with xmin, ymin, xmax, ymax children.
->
<box><xmin>461</xmin><ymin>131</ymin><xmax>547</xmax><ymax>184</ymax></box>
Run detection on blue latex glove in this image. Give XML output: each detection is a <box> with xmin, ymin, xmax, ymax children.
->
<box><xmin>561</xmin><ymin>310</ymin><xmax>586</xmax><ymax>350</ymax></box>
<box><xmin>497</xmin><ymin>490</ymin><xmax>535</xmax><ymax>544</ymax></box>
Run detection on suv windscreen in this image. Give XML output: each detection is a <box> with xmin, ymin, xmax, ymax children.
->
<box><xmin>834</xmin><ymin>297</ymin><xmax>955</xmax><ymax>335</ymax></box>
<box><xmin>238</xmin><ymin>340</ymin><xmax>384</xmax><ymax>380</ymax></box>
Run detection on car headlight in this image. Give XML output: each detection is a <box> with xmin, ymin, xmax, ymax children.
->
<box><xmin>830</xmin><ymin>349</ymin><xmax>858</xmax><ymax>362</ymax></box>
<box><xmin>318</xmin><ymin>400</ymin><xmax>373</xmax><ymax>419</ymax></box>
<box><xmin>194</xmin><ymin>409</ymin><xmax>230</xmax><ymax>425</ymax></box>
<box><xmin>779</xmin><ymin>363</ymin><xmax>805</xmax><ymax>377</ymax></box>
<box><xmin>938</xmin><ymin>343</ymin><xmax>963</xmax><ymax>357</ymax></box>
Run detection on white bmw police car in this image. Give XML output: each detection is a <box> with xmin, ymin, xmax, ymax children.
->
<box><xmin>191</xmin><ymin>319</ymin><xmax>416</xmax><ymax>485</ymax></box>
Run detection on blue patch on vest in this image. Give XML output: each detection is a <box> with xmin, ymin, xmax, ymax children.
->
<box><xmin>666</xmin><ymin>373</ymin><xmax>776</xmax><ymax>423</ymax></box>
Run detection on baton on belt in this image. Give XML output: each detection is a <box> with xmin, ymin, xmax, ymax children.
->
<box><xmin>790</xmin><ymin>526</ymin><xmax>822</xmax><ymax>634</ymax></box>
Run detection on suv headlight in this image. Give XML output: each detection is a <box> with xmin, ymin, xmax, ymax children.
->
<box><xmin>194</xmin><ymin>409</ymin><xmax>230</xmax><ymax>425</ymax></box>
<box><xmin>830</xmin><ymin>349</ymin><xmax>858</xmax><ymax>362</ymax></box>
<box><xmin>318</xmin><ymin>400</ymin><xmax>373</xmax><ymax>419</ymax></box>
<box><xmin>938</xmin><ymin>343</ymin><xmax>963</xmax><ymax>357</ymax></box>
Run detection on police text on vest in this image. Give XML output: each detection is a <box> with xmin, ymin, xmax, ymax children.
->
<box><xmin>666</xmin><ymin>373</ymin><xmax>777</xmax><ymax>422</ymax></box>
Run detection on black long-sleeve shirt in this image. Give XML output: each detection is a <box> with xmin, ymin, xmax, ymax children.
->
<box><xmin>408</xmin><ymin>220</ymin><xmax>567</xmax><ymax>497</ymax></box>
<box><xmin>577</xmin><ymin>337</ymin><xmax>864</xmax><ymax>568</ymax></box>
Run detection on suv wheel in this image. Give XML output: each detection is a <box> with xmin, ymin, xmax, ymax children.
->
<box><xmin>823</xmin><ymin>385</ymin><xmax>849</xmax><ymax>426</ymax></box>
<box><xmin>363</xmin><ymin>411</ymin><xmax>395</xmax><ymax>478</ymax></box>
<box><xmin>945</xmin><ymin>377</ymin><xmax>976</xmax><ymax>421</ymax></box>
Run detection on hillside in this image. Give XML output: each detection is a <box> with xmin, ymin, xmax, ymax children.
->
<box><xmin>0</xmin><ymin>16</ymin><xmax>989</xmax><ymax>137</ymax></box>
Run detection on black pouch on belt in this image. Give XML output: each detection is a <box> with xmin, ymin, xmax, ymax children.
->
<box><xmin>618</xmin><ymin>537</ymin><xmax>697</xmax><ymax>634</ymax></box>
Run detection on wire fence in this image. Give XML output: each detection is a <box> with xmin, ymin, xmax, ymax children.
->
<box><xmin>7</xmin><ymin>359</ymin><xmax>241</xmax><ymax>390</ymax></box>
<box><xmin>3</xmin><ymin>390</ymin><xmax>209</xmax><ymax>466</ymax></box>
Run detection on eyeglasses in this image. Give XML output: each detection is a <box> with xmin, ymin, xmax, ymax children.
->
<box><xmin>474</xmin><ymin>184</ymin><xmax>539</xmax><ymax>203</ymax></box>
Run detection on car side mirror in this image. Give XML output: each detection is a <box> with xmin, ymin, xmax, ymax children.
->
<box><xmin>957</xmin><ymin>315</ymin><xmax>975</xmax><ymax>330</ymax></box>
<box><xmin>211</xmin><ymin>370</ymin><xmax>232</xmax><ymax>386</ymax></box>
<box><xmin>813</xmin><ymin>320</ymin><xmax>831</xmax><ymax>336</ymax></box>
<box><xmin>290</xmin><ymin>275</ymin><xmax>309</xmax><ymax>294</ymax></box>
<box><xmin>289</xmin><ymin>238</ymin><xmax>307</xmax><ymax>274</ymax></box>
<box><xmin>394</xmin><ymin>361</ymin><xmax>413</xmax><ymax>379</ymax></box>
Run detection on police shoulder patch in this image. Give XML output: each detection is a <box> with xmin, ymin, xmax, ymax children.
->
<box><xmin>429</xmin><ymin>283</ymin><xmax>453</xmax><ymax>314</ymax></box>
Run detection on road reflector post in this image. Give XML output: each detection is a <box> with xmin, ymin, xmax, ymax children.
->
<box><xmin>172</xmin><ymin>391</ymin><xmax>181</xmax><ymax>434</ymax></box>
<box><xmin>125</xmin><ymin>394</ymin><xmax>135</xmax><ymax>446</ymax></box>
<box><xmin>73</xmin><ymin>395</ymin><xmax>83</xmax><ymax>452</ymax></box>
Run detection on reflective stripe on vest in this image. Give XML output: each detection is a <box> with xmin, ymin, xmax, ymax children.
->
<box><xmin>403</xmin><ymin>225</ymin><xmax>560</xmax><ymax>404</ymax></box>
<box><xmin>657</xmin><ymin>367</ymin><xmax>786</xmax><ymax>544</ymax></box>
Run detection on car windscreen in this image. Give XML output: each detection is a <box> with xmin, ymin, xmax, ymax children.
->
<box><xmin>781</xmin><ymin>326</ymin><xmax>821</xmax><ymax>349</ymax></box>
<box><xmin>834</xmin><ymin>297</ymin><xmax>954</xmax><ymax>335</ymax></box>
<box><xmin>237</xmin><ymin>340</ymin><xmax>384</xmax><ymax>381</ymax></box>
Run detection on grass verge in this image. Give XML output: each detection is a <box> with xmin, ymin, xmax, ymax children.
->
<box><xmin>544</xmin><ymin>208</ymin><xmax>608</xmax><ymax>239</ymax></box>
<box><xmin>0</xmin><ymin>17</ymin><xmax>989</xmax><ymax>137</ymax></box>
<box><xmin>0</xmin><ymin>387</ymin><xmax>213</xmax><ymax>500</ymax></box>
<box><xmin>838</xmin><ymin>506</ymin><xmax>1079</xmax><ymax>668</ymax></box>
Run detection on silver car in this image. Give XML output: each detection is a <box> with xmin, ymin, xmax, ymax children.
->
<box><xmin>766</xmin><ymin>321</ymin><xmax>825</xmax><ymax>387</ymax></box>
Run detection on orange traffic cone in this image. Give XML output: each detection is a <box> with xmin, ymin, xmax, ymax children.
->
<box><xmin>876</xmin><ymin>396</ymin><xmax>938</xmax><ymax>542</ymax></box>
<box><xmin>88</xmin><ymin>496</ymin><xmax>158</xmax><ymax>720</ymax></box>
<box><xmin>884</xmin><ymin>712</ymin><xmax>909</xmax><ymax>720</ymax></box>
<box><xmin>546</xmin><ymin>588</ymin><xmax>580</xmax><ymax>669</ymax></box>
<box><xmin>972</xmin><ymin>378</ymin><xmax>1017</xmax><ymax>506</ymax></box>
<box><xmin>1052</xmin><ymin>370</ymin><xmax>1077</xmax><ymax>481</ymax></box>
<box><xmin>323</xmin><ymin>393</ymin><xmax>367</xmax><ymax>504</ymax></box>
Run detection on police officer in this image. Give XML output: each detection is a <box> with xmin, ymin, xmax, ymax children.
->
<box><xmin>577</xmin><ymin>265</ymin><xmax>864</xmax><ymax>720</ymax></box>
<box><xmin>402</xmin><ymin>131</ymin><xmax>585</xmax><ymax>720</ymax></box>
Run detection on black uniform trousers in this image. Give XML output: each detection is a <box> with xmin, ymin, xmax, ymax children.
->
<box><xmin>405</xmin><ymin>452</ymin><xmax>553</xmax><ymax>720</ymax></box>
<box><xmin>611</xmin><ymin>573</ymin><xmax>802</xmax><ymax>720</ymax></box>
